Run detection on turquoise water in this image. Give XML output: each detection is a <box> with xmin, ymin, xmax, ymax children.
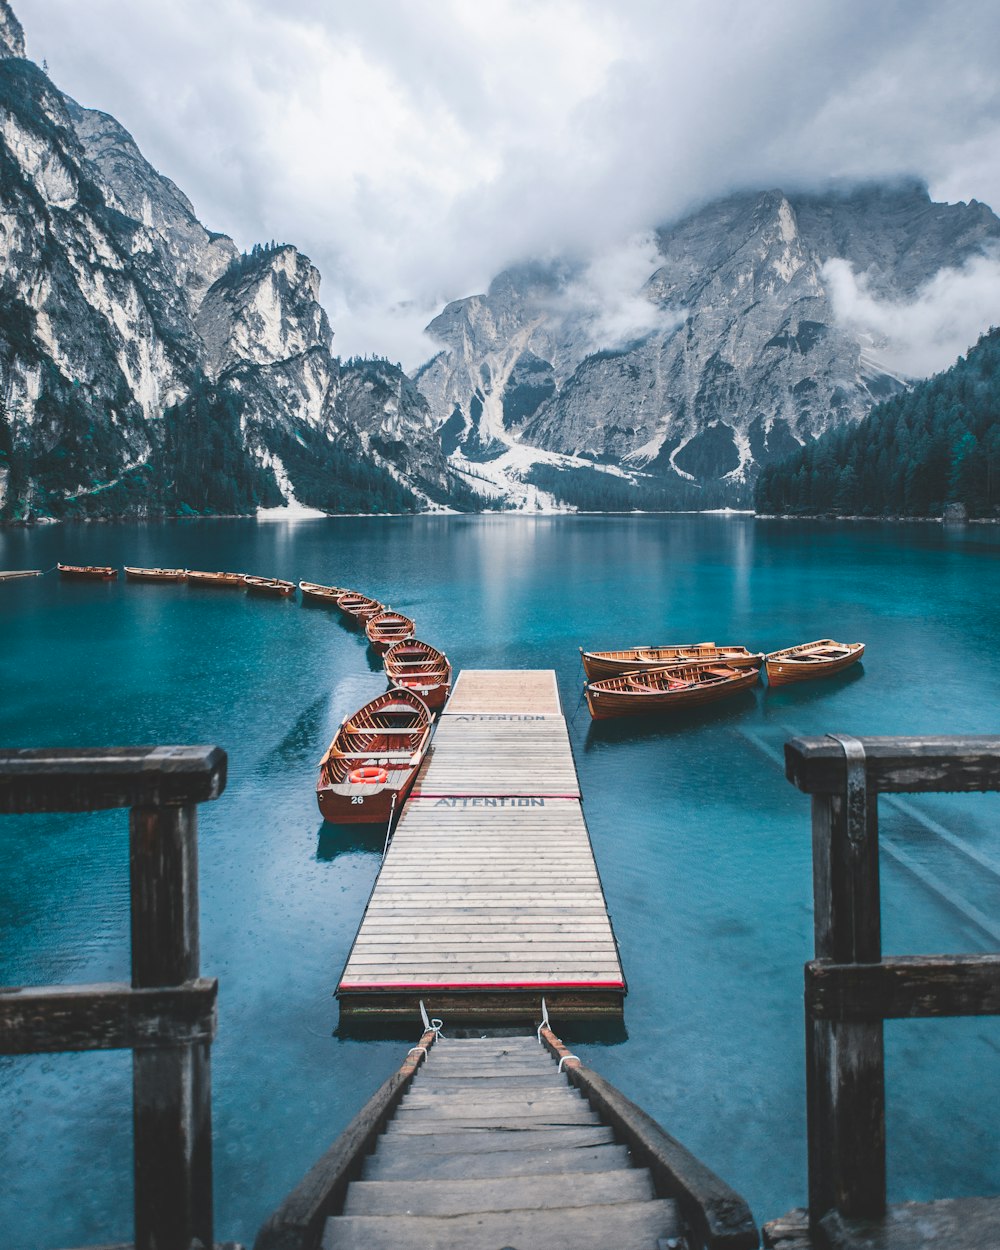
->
<box><xmin>1</xmin><ymin>515</ymin><xmax>999</xmax><ymax>1247</ymax></box>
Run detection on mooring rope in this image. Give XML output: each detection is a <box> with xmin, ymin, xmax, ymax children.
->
<box><xmin>419</xmin><ymin>999</ymin><xmax>445</xmax><ymax>1039</ymax></box>
<box><xmin>536</xmin><ymin>995</ymin><xmax>549</xmax><ymax>1043</ymax></box>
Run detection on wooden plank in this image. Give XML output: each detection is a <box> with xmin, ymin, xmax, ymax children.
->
<box><xmin>0</xmin><ymin>746</ymin><xmax>227</xmax><ymax>814</ymax></box>
<box><xmin>806</xmin><ymin>955</ymin><xmax>1000</xmax><ymax>1020</ymax></box>
<box><xmin>445</xmin><ymin>670</ymin><xmax>562</xmax><ymax>714</ymax></box>
<box><xmin>785</xmin><ymin>735</ymin><xmax>1000</xmax><ymax>795</ymax></box>
<box><xmin>129</xmin><ymin>804</ymin><xmax>213</xmax><ymax>1250</ymax></box>
<box><xmin>540</xmin><ymin>1030</ymin><xmax>759</xmax><ymax>1250</ymax></box>
<box><xmin>255</xmin><ymin>1032</ymin><xmax>436</xmax><ymax>1250</ymax></box>
<box><xmin>0</xmin><ymin>980</ymin><xmax>217</xmax><ymax>1054</ymax></box>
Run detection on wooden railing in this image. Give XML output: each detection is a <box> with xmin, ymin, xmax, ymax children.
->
<box><xmin>0</xmin><ymin>746</ymin><xmax>227</xmax><ymax>1250</ymax></box>
<box><xmin>785</xmin><ymin>734</ymin><xmax>1000</xmax><ymax>1229</ymax></box>
<box><xmin>540</xmin><ymin>1026</ymin><xmax>759</xmax><ymax>1250</ymax></box>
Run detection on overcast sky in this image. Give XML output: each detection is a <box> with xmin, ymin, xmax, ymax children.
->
<box><xmin>16</xmin><ymin>0</ymin><xmax>1000</xmax><ymax>368</ymax></box>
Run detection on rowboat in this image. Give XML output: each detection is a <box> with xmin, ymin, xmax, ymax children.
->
<box><xmin>244</xmin><ymin>575</ymin><xmax>296</xmax><ymax>597</ymax></box>
<box><xmin>365</xmin><ymin>609</ymin><xmax>416</xmax><ymax>654</ymax></box>
<box><xmin>335</xmin><ymin>589</ymin><xmax>384</xmax><ymax>626</ymax></box>
<box><xmin>124</xmin><ymin>566</ymin><xmax>187</xmax><ymax>582</ymax></box>
<box><xmin>580</xmin><ymin>642</ymin><xmax>764</xmax><ymax>681</ymax></box>
<box><xmin>57</xmin><ymin>563</ymin><xmax>117</xmax><ymax>580</ymax></box>
<box><xmin>187</xmin><ymin>570</ymin><xmax>245</xmax><ymax>587</ymax></box>
<box><xmin>383</xmin><ymin>638</ymin><xmax>452</xmax><ymax>711</ymax></box>
<box><xmin>764</xmin><ymin>640</ymin><xmax>865</xmax><ymax>687</ymax></box>
<box><xmin>299</xmin><ymin>580</ymin><xmax>346</xmax><ymax>606</ymax></box>
<box><xmin>316</xmin><ymin>688</ymin><xmax>432</xmax><ymax>824</ymax></box>
<box><xmin>585</xmin><ymin>661</ymin><xmax>759</xmax><ymax>720</ymax></box>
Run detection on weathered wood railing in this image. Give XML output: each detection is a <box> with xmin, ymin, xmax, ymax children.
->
<box><xmin>785</xmin><ymin>734</ymin><xmax>1000</xmax><ymax>1231</ymax></box>
<box><xmin>0</xmin><ymin>746</ymin><xmax>227</xmax><ymax>1250</ymax></box>
<box><xmin>540</xmin><ymin>1026</ymin><xmax>759</xmax><ymax>1250</ymax></box>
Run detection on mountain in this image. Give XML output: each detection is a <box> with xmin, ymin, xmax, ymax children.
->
<box><xmin>417</xmin><ymin>185</ymin><xmax>1000</xmax><ymax>508</ymax></box>
<box><xmin>3</xmin><ymin>0</ymin><xmax>999</xmax><ymax>521</ymax></box>
<box><xmin>755</xmin><ymin>327</ymin><xmax>1000</xmax><ymax>518</ymax></box>
<box><xmin>0</xmin><ymin>0</ymin><xmax>472</xmax><ymax>521</ymax></box>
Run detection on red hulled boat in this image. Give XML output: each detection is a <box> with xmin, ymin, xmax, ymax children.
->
<box><xmin>383</xmin><ymin>638</ymin><xmax>452</xmax><ymax>711</ymax></box>
<box><xmin>316</xmin><ymin>688</ymin><xmax>432</xmax><ymax>824</ymax></box>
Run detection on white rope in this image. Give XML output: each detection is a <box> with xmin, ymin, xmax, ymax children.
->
<box><xmin>381</xmin><ymin>792</ymin><xmax>398</xmax><ymax>862</ymax></box>
<box><xmin>536</xmin><ymin>995</ymin><xmax>549</xmax><ymax>1043</ymax></box>
<box><xmin>418</xmin><ymin>999</ymin><xmax>445</xmax><ymax>1039</ymax></box>
<box><xmin>558</xmin><ymin>1053</ymin><xmax>580</xmax><ymax>1072</ymax></box>
<box><xmin>406</xmin><ymin>1045</ymin><xmax>428</xmax><ymax>1059</ymax></box>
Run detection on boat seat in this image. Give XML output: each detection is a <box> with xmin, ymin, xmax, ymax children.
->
<box><xmin>334</xmin><ymin>751</ymin><xmax>416</xmax><ymax>760</ymax></box>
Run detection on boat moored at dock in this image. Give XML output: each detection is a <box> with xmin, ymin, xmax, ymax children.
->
<box><xmin>383</xmin><ymin>638</ymin><xmax>452</xmax><ymax>710</ymax></box>
<box><xmin>317</xmin><ymin>688</ymin><xmax>432</xmax><ymax>824</ymax></box>
<box><xmin>186</xmin><ymin>570</ymin><xmax>245</xmax><ymax>587</ymax></box>
<box><xmin>764</xmin><ymin>639</ymin><xmax>864</xmax><ymax>686</ymax></box>
<box><xmin>335</xmin><ymin>589</ymin><xmax>383</xmax><ymax>625</ymax></box>
<box><xmin>365</xmin><ymin>608</ymin><xmax>416</xmax><ymax>654</ymax></box>
<box><xmin>57</xmin><ymin>563</ymin><xmax>117</xmax><ymax>580</ymax></box>
<box><xmin>581</xmin><ymin>642</ymin><xmax>764</xmax><ymax>680</ymax></box>
<box><xmin>124</xmin><ymin>566</ymin><xmax>187</xmax><ymax>583</ymax></box>
<box><xmin>299</xmin><ymin>580</ymin><xmax>345</xmax><ymax>606</ymax></box>
<box><xmin>243</xmin><ymin>575</ymin><xmax>296</xmax><ymax>597</ymax></box>
<box><xmin>585</xmin><ymin>661</ymin><xmax>759</xmax><ymax>719</ymax></box>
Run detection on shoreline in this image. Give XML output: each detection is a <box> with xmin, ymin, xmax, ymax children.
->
<box><xmin>2</xmin><ymin>508</ymin><xmax>994</xmax><ymax>529</ymax></box>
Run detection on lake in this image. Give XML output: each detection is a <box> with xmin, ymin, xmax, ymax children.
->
<box><xmin>1</xmin><ymin>514</ymin><xmax>999</xmax><ymax>1248</ymax></box>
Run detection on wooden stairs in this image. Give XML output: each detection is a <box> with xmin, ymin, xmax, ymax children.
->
<box><xmin>321</xmin><ymin>1034</ymin><xmax>682</xmax><ymax>1249</ymax></box>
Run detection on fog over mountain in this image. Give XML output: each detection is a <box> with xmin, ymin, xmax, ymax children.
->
<box><xmin>16</xmin><ymin>0</ymin><xmax>1000</xmax><ymax>367</ymax></box>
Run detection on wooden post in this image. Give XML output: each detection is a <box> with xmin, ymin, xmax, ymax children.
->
<box><xmin>130</xmin><ymin>803</ymin><xmax>213</xmax><ymax>1250</ymax></box>
<box><xmin>807</xmin><ymin>737</ymin><xmax>886</xmax><ymax>1226</ymax></box>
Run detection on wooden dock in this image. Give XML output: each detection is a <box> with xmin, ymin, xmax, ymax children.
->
<box><xmin>337</xmin><ymin>670</ymin><xmax>626</xmax><ymax>1022</ymax></box>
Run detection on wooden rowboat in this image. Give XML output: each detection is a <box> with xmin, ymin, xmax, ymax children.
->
<box><xmin>335</xmin><ymin>589</ymin><xmax>384</xmax><ymax>626</ymax></box>
<box><xmin>316</xmin><ymin>688</ymin><xmax>432</xmax><ymax>824</ymax></box>
<box><xmin>383</xmin><ymin>638</ymin><xmax>452</xmax><ymax>711</ymax></box>
<box><xmin>365</xmin><ymin>609</ymin><xmax>416</xmax><ymax>655</ymax></box>
<box><xmin>124</xmin><ymin>566</ymin><xmax>187</xmax><ymax>583</ymax></box>
<box><xmin>764</xmin><ymin>640</ymin><xmax>864</xmax><ymax>687</ymax></box>
<box><xmin>187</xmin><ymin>570</ymin><xmax>245</xmax><ymax>587</ymax></box>
<box><xmin>585</xmin><ymin>661</ymin><xmax>759</xmax><ymax>720</ymax></box>
<box><xmin>581</xmin><ymin>642</ymin><xmax>763</xmax><ymax>681</ymax></box>
<box><xmin>244</xmin><ymin>575</ymin><xmax>296</xmax><ymax>597</ymax></box>
<box><xmin>58</xmin><ymin>563</ymin><xmax>117</xmax><ymax>580</ymax></box>
<box><xmin>299</xmin><ymin>580</ymin><xmax>346</xmax><ymax>606</ymax></box>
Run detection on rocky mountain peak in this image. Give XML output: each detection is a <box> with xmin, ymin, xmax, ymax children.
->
<box><xmin>196</xmin><ymin>244</ymin><xmax>333</xmax><ymax>379</ymax></box>
<box><xmin>0</xmin><ymin>0</ymin><xmax>25</xmax><ymax>60</ymax></box>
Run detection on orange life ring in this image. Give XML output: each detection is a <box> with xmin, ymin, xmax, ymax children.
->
<box><xmin>348</xmin><ymin>765</ymin><xmax>388</xmax><ymax>785</ymax></box>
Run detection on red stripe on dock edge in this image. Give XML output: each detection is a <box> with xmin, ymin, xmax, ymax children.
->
<box><xmin>408</xmin><ymin>793</ymin><xmax>581</xmax><ymax>799</ymax></box>
<box><xmin>338</xmin><ymin>980</ymin><xmax>626</xmax><ymax>991</ymax></box>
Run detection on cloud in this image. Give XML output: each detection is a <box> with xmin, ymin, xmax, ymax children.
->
<box><xmin>541</xmin><ymin>233</ymin><xmax>683</xmax><ymax>352</ymax></box>
<box><xmin>822</xmin><ymin>254</ymin><xmax>1000</xmax><ymax>378</ymax></box>
<box><xmin>13</xmin><ymin>0</ymin><xmax>1000</xmax><ymax>367</ymax></box>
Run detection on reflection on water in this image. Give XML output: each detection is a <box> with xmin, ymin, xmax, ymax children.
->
<box><xmin>316</xmin><ymin>822</ymin><xmax>387</xmax><ymax>861</ymax></box>
<box><xmin>1</xmin><ymin>515</ymin><xmax>999</xmax><ymax>1247</ymax></box>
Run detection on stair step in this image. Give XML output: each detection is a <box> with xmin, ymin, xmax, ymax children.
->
<box><xmin>433</xmin><ymin>1037</ymin><xmax>539</xmax><ymax>1050</ymax></box>
<box><xmin>390</xmin><ymin>1109</ymin><xmax>601</xmax><ymax>1130</ymax></box>
<box><xmin>403</xmin><ymin>1090</ymin><xmax>584</xmax><ymax>1110</ymax></box>
<box><xmin>412</xmin><ymin>1073</ymin><xmax>563</xmax><ymax>1090</ymax></box>
<box><xmin>343</xmin><ymin>1168</ymin><xmax>656</xmax><ymax>1216</ymax></box>
<box><xmin>417</xmin><ymin>1060</ymin><xmax>555</xmax><ymax>1080</ymax></box>
<box><xmin>379</xmin><ymin>1124</ymin><xmax>617</xmax><ymax>1152</ymax></box>
<box><xmin>322</xmin><ymin>1198</ymin><xmax>681</xmax><ymax>1250</ymax></box>
<box><xmin>363</xmin><ymin>1141</ymin><xmax>634</xmax><ymax>1182</ymax></box>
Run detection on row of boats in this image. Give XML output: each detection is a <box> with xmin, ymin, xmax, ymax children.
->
<box><xmin>303</xmin><ymin>582</ymin><xmax>451</xmax><ymax>826</ymax></box>
<box><xmin>580</xmin><ymin>639</ymin><xmax>864</xmax><ymax>719</ymax></box>
<box><xmin>60</xmin><ymin>563</ymin><xmax>450</xmax><ymax>822</ymax></box>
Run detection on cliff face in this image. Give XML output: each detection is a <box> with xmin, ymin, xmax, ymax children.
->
<box><xmin>0</xmin><ymin>3</ymin><xmax>466</xmax><ymax>520</ymax></box>
<box><xmin>417</xmin><ymin>185</ymin><xmax>1000</xmax><ymax>504</ymax></box>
